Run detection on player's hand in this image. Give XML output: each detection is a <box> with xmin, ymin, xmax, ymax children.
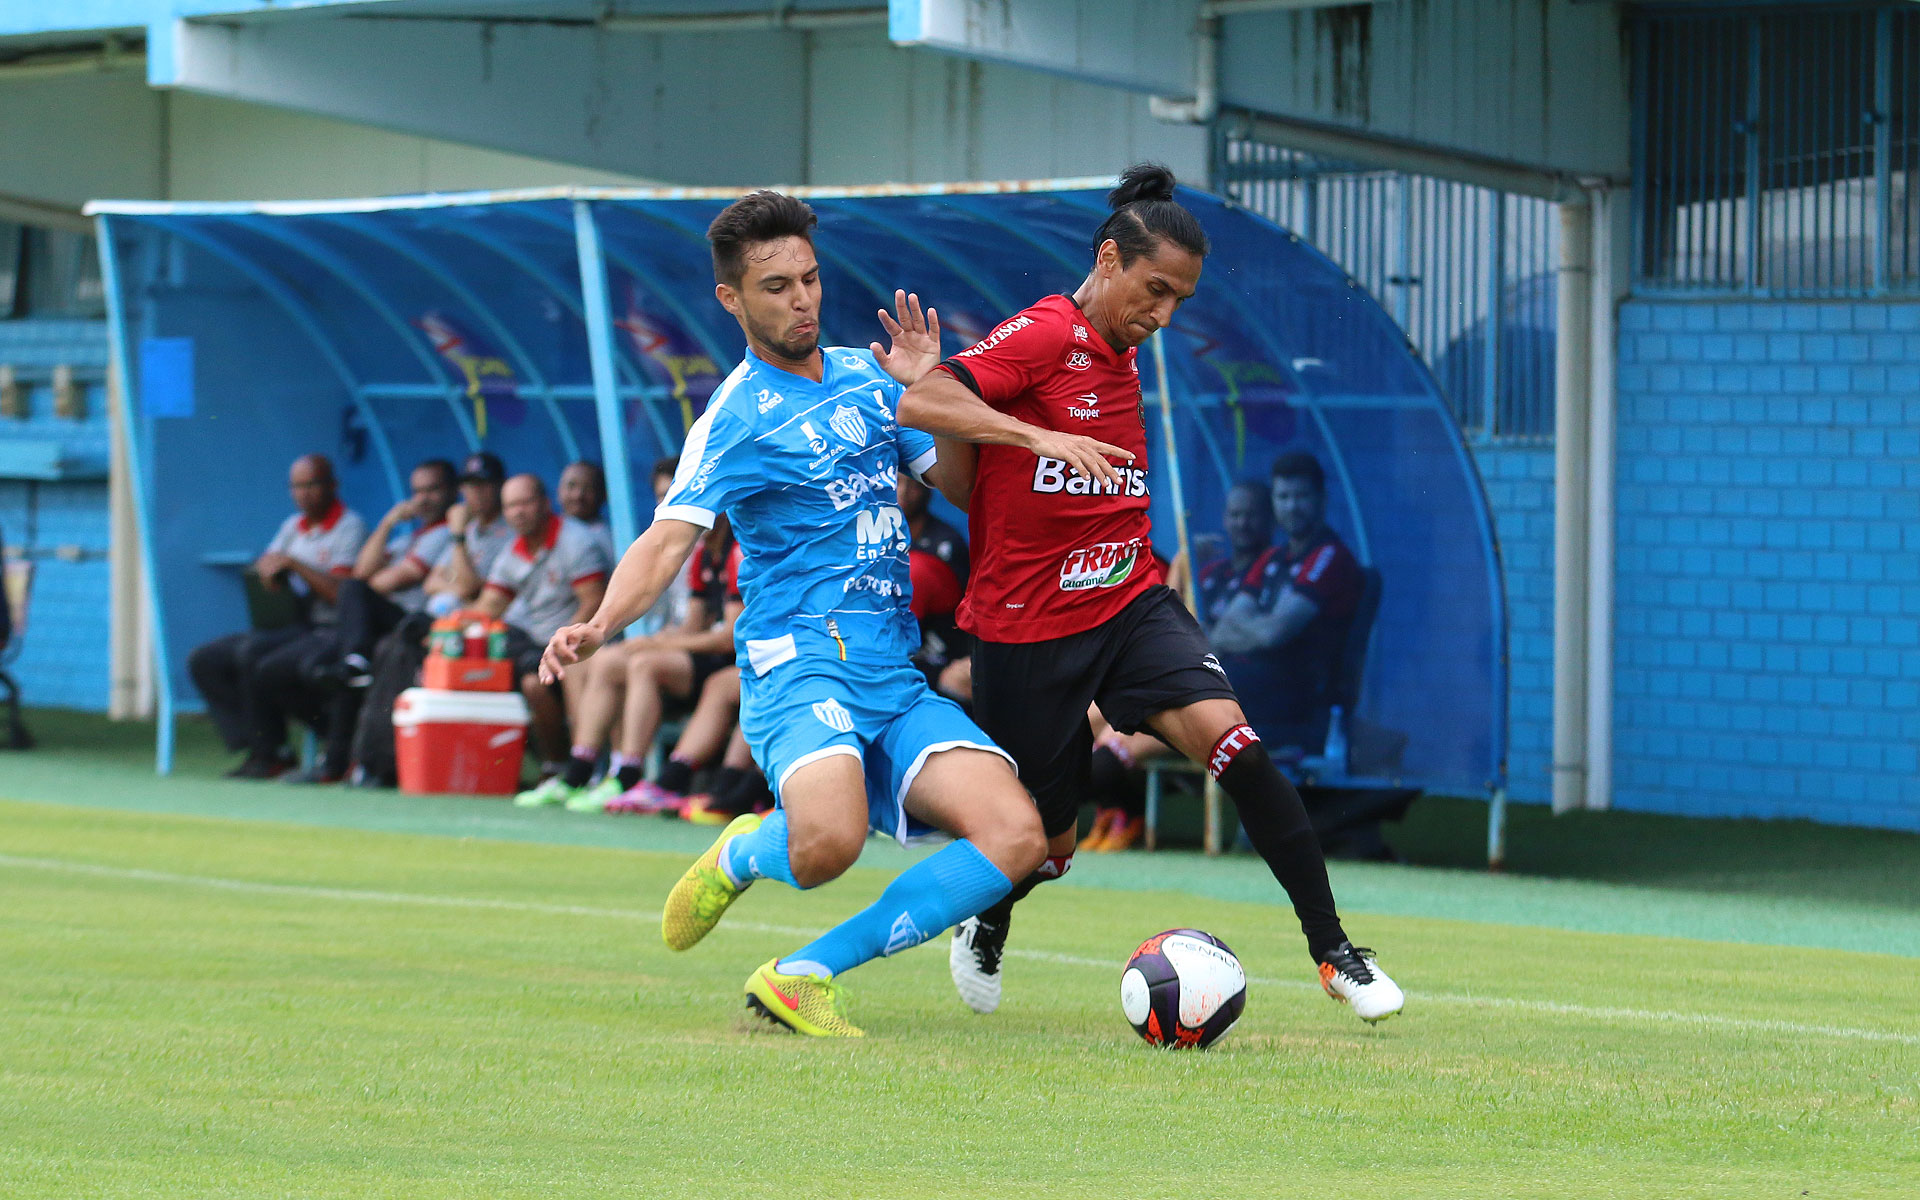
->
<box><xmin>870</xmin><ymin>289</ymin><xmax>942</xmax><ymax>386</ymax></box>
<box><xmin>446</xmin><ymin>502</ymin><xmax>470</xmax><ymax>536</ymax></box>
<box><xmin>1022</xmin><ymin>427</ymin><xmax>1134</xmax><ymax>489</ymax></box>
<box><xmin>539</xmin><ymin>623</ymin><xmax>604</xmax><ymax>684</ymax></box>
<box><xmin>383</xmin><ymin>497</ymin><xmax>417</xmax><ymax>525</ymax></box>
<box><xmin>255</xmin><ymin>552</ymin><xmax>292</xmax><ymax>580</ymax></box>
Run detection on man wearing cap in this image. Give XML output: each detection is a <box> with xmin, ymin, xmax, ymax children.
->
<box><xmin>426</xmin><ymin>451</ymin><xmax>514</xmax><ymax>608</ymax></box>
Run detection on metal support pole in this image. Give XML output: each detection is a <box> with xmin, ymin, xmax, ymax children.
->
<box><xmin>1586</xmin><ymin>190</ymin><xmax>1620</xmax><ymax>813</ymax></box>
<box><xmin>96</xmin><ymin>217</ymin><xmax>176</xmax><ymax>774</ymax></box>
<box><xmin>1552</xmin><ymin>200</ymin><xmax>1593</xmax><ymax>814</ymax></box>
<box><xmin>1487</xmin><ymin>787</ymin><xmax>1508</xmax><ymax>870</ymax></box>
<box><xmin>1874</xmin><ymin>10</ymin><xmax>1893</xmax><ymax>295</ymax></box>
<box><xmin>573</xmin><ymin>201</ymin><xmax>639</xmax><ymax>553</ymax></box>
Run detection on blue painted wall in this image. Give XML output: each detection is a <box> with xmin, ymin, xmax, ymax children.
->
<box><xmin>0</xmin><ymin>318</ymin><xmax>112</xmax><ymax>711</ymax></box>
<box><xmin>1613</xmin><ymin>299</ymin><xmax>1920</xmax><ymax>831</ymax></box>
<box><xmin>1470</xmin><ymin>442</ymin><xmax>1556</xmax><ymax>805</ymax></box>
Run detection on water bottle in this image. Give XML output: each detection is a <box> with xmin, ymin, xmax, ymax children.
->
<box><xmin>1323</xmin><ymin>705</ymin><xmax>1349</xmax><ymax>776</ymax></box>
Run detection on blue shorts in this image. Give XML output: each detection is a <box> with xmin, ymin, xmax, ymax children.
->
<box><xmin>740</xmin><ymin>656</ymin><xmax>1014</xmax><ymax>845</ymax></box>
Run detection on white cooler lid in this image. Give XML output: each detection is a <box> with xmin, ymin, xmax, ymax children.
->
<box><xmin>393</xmin><ymin>687</ymin><xmax>531</xmax><ymax>728</ymax></box>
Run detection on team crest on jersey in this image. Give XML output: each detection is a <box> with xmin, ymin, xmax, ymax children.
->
<box><xmin>1065</xmin><ymin>350</ymin><xmax>1093</xmax><ymax>371</ymax></box>
<box><xmin>829</xmin><ymin>404</ymin><xmax>868</xmax><ymax>447</ymax></box>
<box><xmin>812</xmin><ymin>698</ymin><xmax>856</xmax><ymax>734</ymax></box>
<box><xmin>801</xmin><ymin>421</ymin><xmax>830</xmax><ymax>455</ymax></box>
<box><xmin>755</xmin><ymin>388</ymin><xmax>783</xmax><ymax>413</ymax></box>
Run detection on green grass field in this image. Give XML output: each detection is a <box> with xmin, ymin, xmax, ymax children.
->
<box><xmin>5</xmin><ymin>763</ymin><xmax>1919</xmax><ymax>1199</ymax></box>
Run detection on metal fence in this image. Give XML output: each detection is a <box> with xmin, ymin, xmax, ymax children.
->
<box><xmin>1217</xmin><ymin>135</ymin><xmax>1558</xmax><ymax>442</ymax></box>
<box><xmin>1634</xmin><ymin>5</ymin><xmax>1920</xmax><ymax>296</ymax></box>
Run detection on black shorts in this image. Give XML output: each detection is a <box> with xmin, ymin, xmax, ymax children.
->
<box><xmin>971</xmin><ymin>585</ymin><xmax>1238</xmax><ymax>838</ymax></box>
<box><xmin>689</xmin><ymin>651</ymin><xmax>732</xmax><ymax>698</ymax></box>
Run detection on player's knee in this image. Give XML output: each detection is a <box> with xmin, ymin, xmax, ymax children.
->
<box><xmin>787</xmin><ymin>822</ymin><xmax>863</xmax><ymax>888</ymax></box>
<box><xmin>975</xmin><ymin>792</ymin><xmax>1047</xmax><ymax>880</ymax></box>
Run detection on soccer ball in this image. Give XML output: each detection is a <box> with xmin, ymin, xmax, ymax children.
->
<box><xmin>1120</xmin><ymin>928</ymin><xmax>1246</xmax><ymax>1049</ymax></box>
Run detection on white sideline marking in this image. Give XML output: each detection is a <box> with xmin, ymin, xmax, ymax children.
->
<box><xmin>6</xmin><ymin>853</ymin><xmax>1917</xmax><ymax>1048</ymax></box>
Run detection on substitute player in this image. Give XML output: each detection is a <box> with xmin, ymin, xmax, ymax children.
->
<box><xmin>540</xmin><ymin>190</ymin><xmax>1044</xmax><ymax>1038</ymax></box>
<box><xmin>897</xmin><ymin>164</ymin><xmax>1404</xmax><ymax>1023</ymax></box>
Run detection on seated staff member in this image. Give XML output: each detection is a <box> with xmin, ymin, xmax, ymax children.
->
<box><xmin>514</xmin><ymin>516</ymin><xmax>741</xmax><ymax>811</ymax></box>
<box><xmin>287</xmin><ymin>457</ymin><xmax>458</xmax><ymax>784</ymax></box>
<box><xmin>423</xmin><ymin>452</ymin><xmax>515</xmax><ymax>610</ymax></box>
<box><xmin>187</xmin><ymin>453</ymin><xmax>368</xmax><ymax>779</ymax></box>
<box><xmin>1204</xmin><ymin>455</ymin><xmax>1364</xmax><ymax>753</ymax></box>
<box><xmin>473</xmin><ymin>474</ymin><xmax>613</xmax><ymax>774</ymax></box>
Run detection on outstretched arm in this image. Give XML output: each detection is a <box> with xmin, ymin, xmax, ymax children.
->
<box><xmin>539</xmin><ymin>518</ymin><xmax>702</xmax><ymax>682</ymax></box>
<box><xmin>899</xmin><ymin>369</ymin><xmax>1132</xmax><ymax>490</ymax></box>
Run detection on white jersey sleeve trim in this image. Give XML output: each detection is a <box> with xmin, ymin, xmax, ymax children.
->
<box><xmin>654</xmin><ymin>504</ymin><xmax>718</xmax><ymax>529</ymax></box>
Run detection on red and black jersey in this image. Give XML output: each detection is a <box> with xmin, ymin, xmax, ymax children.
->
<box><xmin>1196</xmin><ymin>529</ymin><xmax>1363</xmax><ymax>730</ymax></box>
<box><xmin>687</xmin><ymin>539</ymin><xmax>743</xmax><ymax>622</ymax></box>
<box><xmin>935</xmin><ymin>294</ymin><xmax>1161</xmax><ymax>643</ymax></box>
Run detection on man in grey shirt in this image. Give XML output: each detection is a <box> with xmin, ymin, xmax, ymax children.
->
<box><xmin>475</xmin><ymin>474</ymin><xmax>612</xmax><ymax>773</ymax></box>
<box><xmin>187</xmin><ymin>454</ymin><xmax>368</xmax><ymax>778</ymax></box>
<box><xmin>423</xmin><ymin>451</ymin><xmax>513</xmax><ymax>612</ymax></box>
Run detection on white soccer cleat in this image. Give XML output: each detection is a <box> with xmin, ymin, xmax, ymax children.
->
<box><xmin>950</xmin><ymin>915</ymin><xmax>1007</xmax><ymax>1015</ymax></box>
<box><xmin>1317</xmin><ymin>943</ymin><xmax>1405</xmax><ymax>1024</ymax></box>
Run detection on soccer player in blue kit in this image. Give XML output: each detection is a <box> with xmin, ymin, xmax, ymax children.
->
<box><xmin>541</xmin><ymin>191</ymin><xmax>1092</xmax><ymax>1037</ymax></box>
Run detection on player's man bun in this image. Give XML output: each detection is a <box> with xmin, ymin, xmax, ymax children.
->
<box><xmin>1094</xmin><ymin>162</ymin><xmax>1209</xmax><ymax>266</ymax></box>
<box><xmin>1107</xmin><ymin>162</ymin><xmax>1179</xmax><ymax>209</ymax></box>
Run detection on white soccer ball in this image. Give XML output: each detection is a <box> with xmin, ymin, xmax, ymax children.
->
<box><xmin>1120</xmin><ymin>928</ymin><xmax>1247</xmax><ymax>1048</ymax></box>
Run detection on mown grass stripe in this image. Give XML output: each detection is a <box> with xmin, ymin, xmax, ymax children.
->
<box><xmin>7</xmin><ymin>851</ymin><xmax>1915</xmax><ymax>1048</ymax></box>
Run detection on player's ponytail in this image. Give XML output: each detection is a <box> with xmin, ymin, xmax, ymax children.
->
<box><xmin>1094</xmin><ymin>162</ymin><xmax>1210</xmax><ymax>266</ymax></box>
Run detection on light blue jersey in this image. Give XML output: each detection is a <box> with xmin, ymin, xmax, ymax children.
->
<box><xmin>655</xmin><ymin>344</ymin><xmax>1008</xmax><ymax>835</ymax></box>
<box><xmin>658</xmin><ymin>345</ymin><xmax>936</xmax><ymax>677</ymax></box>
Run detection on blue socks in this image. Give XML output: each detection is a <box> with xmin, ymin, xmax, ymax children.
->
<box><xmin>721</xmin><ymin>809</ymin><xmax>797</xmax><ymax>888</ymax></box>
<box><xmin>781</xmin><ymin>839</ymin><xmax>1011</xmax><ymax>978</ymax></box>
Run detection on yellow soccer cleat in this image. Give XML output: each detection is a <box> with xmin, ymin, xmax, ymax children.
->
<box><xmin>661</xmin><ymin>812</ymin><xmax>760</xmax><ymax>951</ymax></box>
<box><xmin>744</xmin><ymin>958</ymin><xmax>865</xmax><ymax>1038</ymax></box>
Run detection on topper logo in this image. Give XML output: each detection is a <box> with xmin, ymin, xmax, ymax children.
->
<box><xmin>1068</xmin><ymin>393</ymin><xmax>1100</xmax><ymax>420</ymax></box>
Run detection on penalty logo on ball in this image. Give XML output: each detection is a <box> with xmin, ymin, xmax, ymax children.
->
<box><xmin>1120</xmin><ymin>929</ymin><xmax>1246</xmax><ymax>1049</ymax></box>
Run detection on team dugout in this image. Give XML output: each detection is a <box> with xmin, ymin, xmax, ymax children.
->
<box><xmin>89</xmin><ymin>181</ymin><xmax>1507</xmax><ymax>817</ymax></box>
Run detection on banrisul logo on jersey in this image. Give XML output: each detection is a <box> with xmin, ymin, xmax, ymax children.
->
<box><xmin>1059</xmin><ymin>539</ymin><xmax>1145</xmax><ymax>591</ymax></box>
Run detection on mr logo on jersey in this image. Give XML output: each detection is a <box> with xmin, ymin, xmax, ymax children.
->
<box><xmin>1059</xmin><ymin>539</ymin><xmax>1144</xmax><ymax>591</ymax></box>
<box><xmin>854</xmin><ymin>505</ymin><xmax>908</xmax><ymax>559</ymax></box>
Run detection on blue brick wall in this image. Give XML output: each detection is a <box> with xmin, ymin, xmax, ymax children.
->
<box><xmin>1470</xmin><ymin>442</ymin><xmax>1557</xmax><ymax>804</ymax></box>
<box><xmin>0</xmin><ymin>319</ymin><xmax>113</xmax><ymax>712</ymax></box>
<box><xmin>1614</xmin><ymin>299</ymin><xmax>1920</xmax><ymax>832</ymax></box>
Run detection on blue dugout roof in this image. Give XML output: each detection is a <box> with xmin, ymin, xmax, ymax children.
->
<box><xmin>90</xmin><ymin>180</ymin><xmax>1508</xmax><ymax>799</ymax></box>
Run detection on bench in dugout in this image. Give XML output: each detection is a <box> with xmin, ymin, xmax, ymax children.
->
<box><xmin>1145</xmin><ymin>566</ymin><xmax>1413</xmax><ymax>856</ymax></box>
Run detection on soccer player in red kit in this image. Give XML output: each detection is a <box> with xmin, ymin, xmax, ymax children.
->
<box><xmin>897</xmin><ymin>164</ymin><xmax>1404</xmax><ymax>1024</ymax></box>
